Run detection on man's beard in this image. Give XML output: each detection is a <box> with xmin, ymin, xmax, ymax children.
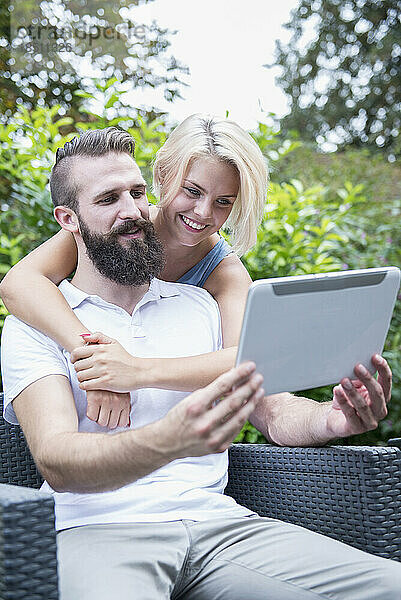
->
<box><xmin>78</xmin><ymin>216</ymin><xmax>165</xmax><ymax>286</ymax></box>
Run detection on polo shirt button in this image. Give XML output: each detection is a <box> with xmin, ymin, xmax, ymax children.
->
<box><xmin>131</xmin><ymin>325</ymin><xmax>146</xmax><ymax>338</ymax></box>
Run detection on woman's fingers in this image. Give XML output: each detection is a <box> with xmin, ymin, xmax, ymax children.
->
<box><xmin>73</xmin><ymin>357</ymin><xmax>95</xmax><ymax>373</ymax></box>
<box><xmin>70</xmin><ymin>345</ymin><xmax>98</xmax><ymax>363</ymax></box>
<box><xmin>77</xmin><ymin>367</ymin><xmax>102</xmax><ymax>384</ymax></box>
<box><xmin>80</xmin><ymin>331</ymin><xmax>114</xmax><ymax>344</ymax></box>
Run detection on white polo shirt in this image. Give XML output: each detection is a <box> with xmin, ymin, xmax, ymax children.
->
<box><xmin>1</xmin><ymin>278</ymin><xmax>253</xmax><ymax>530</ymax></box>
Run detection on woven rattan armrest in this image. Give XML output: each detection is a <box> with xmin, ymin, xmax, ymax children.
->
<box><xmin>227</xmin><ymin>443</ymin><xmax>401</xmax><ymax>561</ymax></box>
<box><xmin>0</xmin><ymin>484</ymin><xmax>58</xmax><ymax>600</ymax></box>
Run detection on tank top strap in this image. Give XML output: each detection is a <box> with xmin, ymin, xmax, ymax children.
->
<box><xmin>177</xmin><ymin>237</ymin><xmax>233</xmax><ymax>288</ymax></box>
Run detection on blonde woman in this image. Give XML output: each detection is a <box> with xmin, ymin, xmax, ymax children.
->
<box><xmin>0</xmin><ymin>115</ymin><xmax>268</xmax><ymax>428</ymax></box>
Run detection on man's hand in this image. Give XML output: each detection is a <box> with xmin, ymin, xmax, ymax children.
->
<box><xmin>71</xmin><ymin>332</ymin><xmax>142</xmax><ymax>392</ymax></box>
<box><xmin>326</xmin><ymin>354</ymin><xmax>391</xmax><ymax>439</ymax></box>
<box><xmin>157</xmin><ymin>361</ymin><xmax>264</xmax><ymax>460</ymax></box>
<box><xmin>86</xmin><ymin>390</ymin><xmax>131</xmax><ymax>429</ymax></box>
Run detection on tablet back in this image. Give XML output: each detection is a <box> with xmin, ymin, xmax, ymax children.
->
<box><xmin>236</xmin><ymin>267</ymin><xmax>400</xmax><ymax>395</ymax></box>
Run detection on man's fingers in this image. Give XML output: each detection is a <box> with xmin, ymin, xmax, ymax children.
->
<box><xmin>209</xmin><ymin>387</ymin><xmax>265</xmax><ymax>452</ymax></box>
<box><xmin>197</xmin><ymin>362</ymin><xmax>256</xmax><ymax>408</ymax></box>
<box><xmin>108</xmin><ymin>409</ymin><xmax>121</xmax><ymax>430</ymax></box>
<box><xmin>86</xmin><ymin>398</ymin><xmax>101</xmax><ymax>422</ymax></box>
<box><xmin>372</xmin><ymin>354</ymin><xmax>392</xmax><ymax>403</ymax></box>
<box><xmin>97</xmin><ymin>403</ymin><xmax>111</xmax><ymax>428</ymax></box>
<box><xmin>210</xmin><ymin>372</ymin><xmax>264</xmax><ymax>424</ymax></box>
<box><xmin>353</xmin><ymin>362</ymin><xmax>388</xmax><ymax>419</ymax></box>
<box><xmin>333</xmin><ymin>386</ymin><xmax>362</xmax><ymax>432</ymax></box>
<box><xmin>79</xmin><ymin>378</ymin><xmax>102</xmax><ymax>391</ymax></box>
<box><xmin>340</xmin><ymin>377</ymin><xmax>379</xmax><ymax>430</ymax></box>
<box><xmin>118</xmin><ymin>406</ymin><xmax>131</xmax><ymax>428</ymax></box>
<box><xmin>353</xmin><ymin>364</ymin><xmax>383</xmax><ymax>401</ymax></box>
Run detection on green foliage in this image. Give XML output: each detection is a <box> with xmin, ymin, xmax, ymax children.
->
<box><xmin>0</xmin><ymin>84</ymin><xmax>168</xmax><ymax>271</ymax></box>
<box><xmin>0</xmin><ymin>103</ymin><xmax>65</xmax><ymax>255</ymax></box>
<box><xmin>0</xmin><ymin>300</ymin><xmax>8</xmax><ymax>336</ymax></box>
<box><xmin>274</xmin><ymin>0</ymin><xmax>401</xmax><ymax>155</ymax></box>
<box><xmin>243</xmin><ymin>179</ymin><xmax>350</xmax><ymax>281</ymax></box>
<box><xmin>275</xmin><ymin>144</ymin><xmax>401</xmax><ymax>203</ymax></box>
<box><xmin>0</xmin><ymin>90</ymin><xmax>400</xmax><ymax>445</ymax></box>
<box><xmin>234</xmin><ymin>421</ymin><xmax>267</xmax><ymax>444</ymax></box>
<box><xmin>268</xmin><ymin>141</ymin><xmax>401</xmax><ymax>444</ymax></box>
<box><xmin>240</xmin><ymin>139</ymin><xmax>401</xmax><ymax>445</ymax></box>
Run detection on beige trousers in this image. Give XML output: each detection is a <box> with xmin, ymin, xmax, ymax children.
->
<box><xmin>57</xmin><ymin>515</ymin><xmax>401</xmax><ymax>599</ymax></box>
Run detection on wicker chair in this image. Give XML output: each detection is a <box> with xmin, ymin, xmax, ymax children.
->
<box><xmin>1</xmin><ymin>392</ymin><xmax>400</xmax><ymax>600</ymax></box>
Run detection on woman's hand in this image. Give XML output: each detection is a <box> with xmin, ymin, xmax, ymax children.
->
<box><xmin>86</xmin><ymin>389</ymin><xmax>131</xmax><ymax>429</ymax></box>
<box><xmin>70</xmin><ymin>332</ymin><xmax>146</xmax><ymax>392</ymax></box>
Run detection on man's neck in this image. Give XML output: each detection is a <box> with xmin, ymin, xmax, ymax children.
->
<box><xmin>70</xmin><ymin>257</ymin><xmax>150</xmax><ymax>315</ymax></box>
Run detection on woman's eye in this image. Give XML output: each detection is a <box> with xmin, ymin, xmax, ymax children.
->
<box><xmin>184</xmin><ymin>187</ymin><xmax>201</xmax><ymax>197</ymax></box>
<box><xmin>216</xmin><ymin>198</ymin><xmax>232</xmax><ymax>206</ymax></box>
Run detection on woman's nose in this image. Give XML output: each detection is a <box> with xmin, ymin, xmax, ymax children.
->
<box><xmin>193</xmin><ymin>199</ymin><xmax>213</xmax><ymax>220</ymax></box>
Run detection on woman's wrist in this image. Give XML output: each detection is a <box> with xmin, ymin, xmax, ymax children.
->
<box><xmin>65</xmin><ymin>330</ymin><xmax>92</xmax><ymax>354</ymax></box>
<box><xmin>130</xmin><ymin>356</ymin><xmax>159</xmax><ymax>389</ymax></box>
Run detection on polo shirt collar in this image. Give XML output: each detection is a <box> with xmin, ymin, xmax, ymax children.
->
<box><xmin>148</xmin><ymin>278</ymin><xmax>181</xmax><ymax>300</ymax></box>
<box><xmin>59</xmin><ymin>278</ymin><xmax>180</xmax><ymax>310</ymax></box>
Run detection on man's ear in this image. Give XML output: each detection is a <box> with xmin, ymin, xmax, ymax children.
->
<box><xmin>54</xmin><ymin>206</ymin><xmax>79</xmax><ymax>233</ymax></box>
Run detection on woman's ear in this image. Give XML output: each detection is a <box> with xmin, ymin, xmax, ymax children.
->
<box><xmin>54</xmin><ymin>206</ymin><xmax>79</xmax><ymax>233</ymax></box>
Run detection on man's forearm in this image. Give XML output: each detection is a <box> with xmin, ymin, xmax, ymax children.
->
<box><xmin>38</xmin><ymin>420</ymin><xmax>171</xmax><ymax>493</ymax></box>
<box><xmin>250</xmin><ymin>393</ymin><xmax>335</xmax><ymax>447</ymax></box>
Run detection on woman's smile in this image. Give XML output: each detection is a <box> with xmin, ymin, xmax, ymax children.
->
<box><xmin>179</xmin><ymin>214</ymin><xmax>209</xmax><ymax>232</ymax></box>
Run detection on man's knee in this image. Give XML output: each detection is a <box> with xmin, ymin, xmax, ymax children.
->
<box><xmin>379</xmin><ymin>557</ymin><xmax>401</xmax><ymax>600</ymax></box>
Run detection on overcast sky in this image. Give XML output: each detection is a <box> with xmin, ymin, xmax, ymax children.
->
<box><xmin>126</xmin><ymin>0</ymin><xmax>300</xmax><ymax>130</ymax></box>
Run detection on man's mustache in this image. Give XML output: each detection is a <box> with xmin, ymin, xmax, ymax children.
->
<box><xmin>108</xmin><ymin>218</ymin><xmax>154</xmax><ymax>238</ymax></box>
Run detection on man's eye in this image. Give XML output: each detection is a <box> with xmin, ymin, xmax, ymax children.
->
<box><xmin>131</xmin><ymin>190</ymin><xmax>144</xmax><ymax>198</ymax></box>
<box><xmin>99</xmin><ymin>196</ymin><xmax>115</xmax><ymax>204</ymax></box>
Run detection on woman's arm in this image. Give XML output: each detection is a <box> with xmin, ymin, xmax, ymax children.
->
<box><xmin>0</xmin><ymin>230</ymin><xmax>91</xmax><ymax>351</ymax></box>
<box><xmin>202</xmin><ymin>253</ymin><xmax>252</xmax><ymax>348</ymax></box>
<box><xmin>71</xmin><ymin>255</ymin><xmax>252</xmax><ymax>393</ymax></box>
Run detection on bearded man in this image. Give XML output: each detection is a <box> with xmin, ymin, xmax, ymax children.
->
<box><xmin>2</xmin><ymin>128</ymin><xmax>400</xmax><ymax>600</ymax></box>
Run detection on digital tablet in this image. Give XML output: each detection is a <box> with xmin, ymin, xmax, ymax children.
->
<box><xmin>236</xmin><ymin>267</ymin><xmax>400</xmax><ymax>395</ymax></box>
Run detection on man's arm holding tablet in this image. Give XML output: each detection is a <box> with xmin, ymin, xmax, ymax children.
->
<box><xmin>249</xmin><ymin>354</ymin><xmax>391</xmax><ymax>446</ymax></box>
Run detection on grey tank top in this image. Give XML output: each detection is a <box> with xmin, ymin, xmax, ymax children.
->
<box><xmin>177</xmin><ymin>237</ymin><xmax>233</xmax><ymax>288</ymax></box>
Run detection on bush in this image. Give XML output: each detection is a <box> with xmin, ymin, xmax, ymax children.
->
<box><xmin>1</xmin><ymin>91</ymin><xmax>400</xmax><ymax>445</ymax></box>
<box><xmin>235</xmin><ymin>153</ymin><xmax>401</xmax><ymax>445</ymax></box>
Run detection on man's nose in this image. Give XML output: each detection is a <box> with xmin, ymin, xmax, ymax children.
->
<box><xmin>117</xmin><ymin>193</ymin><xmax>143</xmax><ymax>220</ymax></box>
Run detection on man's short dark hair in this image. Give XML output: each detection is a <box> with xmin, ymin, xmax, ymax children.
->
<box><xmin>50</xmin><ymin>127</ymin><xmax>136</xmax><ymax>211</ymax></box>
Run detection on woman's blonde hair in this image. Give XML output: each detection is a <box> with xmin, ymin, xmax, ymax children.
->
<box><xmin>153</xmin><ymin>114</ymin><xmax>268</xmax><ymax>256</ymax></box>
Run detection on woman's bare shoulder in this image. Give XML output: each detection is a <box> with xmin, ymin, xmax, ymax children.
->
<box><xmin>203</xmin><ymin>253</ymin><xmax>251</xmax><ymax>298</ymax></box>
